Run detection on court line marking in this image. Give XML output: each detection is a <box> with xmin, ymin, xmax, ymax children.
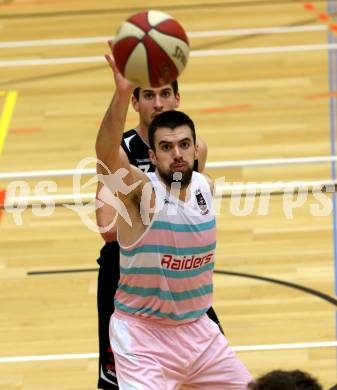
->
<box><xmin>5</xmin><ymin>192</ymin><xmax>96</xmax><ymax>204</ymax></box>
<box><xmin>327</xmin><ymin>0</ymin><xmax>337</xmax><ymax>344</ymax></box>
<box><xmin>0</xmin><ymin>90</ymin><xmax>18</xmax><ymax>155</ymax></box>
<box><xmin>0</xmin><ymin>25</ymin><xmax>328</xmax><ymax>49</ymax></box>
<box><xmin>200</xmin><ymin>104</ymin><xmax>253</xmax><ymax>114</ymax></box>
<box><xmin>1</xmin><ymin>341</ymin><xmax>336</xmax><ymax>363</ymax></box>
<box><xmin>0</xmin><ymin>189</ymin><xmax>6</xmax><ymax>222</ymax></box>
<box><xmin>190</xmin><ymin>43</ymin><xmax>337</xmax><ymax>57</ymax></box>
<box><xmin>10</xmin><ymin>127</ymin><xmax>42</xmax><ymax>133</ymax></box>
<box><xmin>1</xmin><ymin>155</ymin><xmax>337</xmax><ymax>181</ymax></box>
<box><xmin>1</xmin><ymin>43</ymin><xmax>337</xmax><ymax>68</ymax></box>
<box><xmin>214</xmin><ymin>269</ymin><xmax>337</xmax><ymax>307</ymax></box>
<box><xmin>305</xmin><ymin>91</ymin><xmax>337</xmax><ymax>99</ymax></box>
<box><xmin>27</xmin><ymin>266</ymin><xmax>337</xmax><ymax>307</ymax></box>
<box><xmin>3</xmin><ymin>179</ymin><xmax>336</xmax><ymax>207</ymax></box>
<box><xmin>303</xmin><ymin>1</ymin><xmax>337</xmax><ymax>33</ymax></box>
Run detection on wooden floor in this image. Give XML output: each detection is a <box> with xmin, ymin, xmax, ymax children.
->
<box><xmin>1</xmin><ymin>0</ymin><xmax>337</xmax><ymax>388</ymax></box>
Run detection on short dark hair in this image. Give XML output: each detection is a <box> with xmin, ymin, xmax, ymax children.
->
<box><xmin>148</xmin><ymin>110</ymin><xmax>196</xmax><ymax>151</ymax></box>
<box><xmin>248</xmin><ymin>370</ymin><xmax>323</xmax><ymax>390</ymax></box>
<box><xmin>133</xmin><ymin>80</ymin><xmax>179</xmax><ymax>101</ymax></box>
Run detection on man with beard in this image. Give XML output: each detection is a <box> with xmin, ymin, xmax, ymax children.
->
<box><xmin>96</xmin><ymin>41</ymin><xmax>223</xmax><ymax>389</ymax></box>
<box><xmin>95</xmin><ymin>52</ymin><xmax>252</xmax><ymax>389</ymax></box>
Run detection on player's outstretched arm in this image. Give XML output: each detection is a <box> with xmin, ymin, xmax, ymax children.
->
<box><xmin>96</xmin><ymin>40</ymin><xmax>134</xmax><ymax>173</ymax></box>
<box><xmin>95</xmin><ymin>41</ymin><xmax>149</xmax><ymax>239</ymax></box>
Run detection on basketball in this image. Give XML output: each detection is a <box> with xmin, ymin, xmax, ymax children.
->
<box><xmin>112</xmin><ymin>10</ymin><xmax>190</xmax><ymax>87</ymax></box>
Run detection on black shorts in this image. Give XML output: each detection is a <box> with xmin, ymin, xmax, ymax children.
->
<box><xmin>97</xmin><ymin>241</ymin><xmax>120</xmax><ymax>389</ymax></box>
<box><xmin>96</xmin><ymin>241</ymin><xmax>224</xmax><ymax>389</ymax></box>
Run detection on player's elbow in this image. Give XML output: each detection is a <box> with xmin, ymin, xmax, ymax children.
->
<box><xmin>196</xmin><ymin>137</ymin><xmax>208</xmax><ymax>172</ymax></box>
<box><xmin>100</xmin><ymin>229</ymin><xmax>118</xmax><ymax>243</ymax></box>
<box><xmin>95</xmin><ymin>138</ymin><xmax>108</xmax><ymax>165</ymax></box>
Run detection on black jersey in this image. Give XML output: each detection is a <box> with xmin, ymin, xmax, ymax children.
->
<box><xmin>121</xmin><ymin>129</ymin><xmax>154</xmax><ymax>172</ymax></box>
<box><xmin>121</xmin><ymin>128</ymin><xmax>199</xmax><ymax>172</ymax></box>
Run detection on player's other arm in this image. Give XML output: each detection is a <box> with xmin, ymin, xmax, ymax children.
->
<box><xmin>202</xmin><ymin>173</ymin><xmax>214</xmax><ymax>194</ymax></box>
<box><xmin>95</xmin><ymin>179</ymin><xmax>118</xmax><ymax>242</ymax></box>
<box><xmin>196</xmin><ymin>137</ymin><xmax>208</xmax><ymax>172</ymax></box>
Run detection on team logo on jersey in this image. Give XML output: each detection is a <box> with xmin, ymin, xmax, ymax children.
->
<box><xmin>195</xmin><ymin>189</ymin><xmax>209</xmax><ymax>215</ymax></box>
<box><xmin>164</xmin><ymin>198</ymin><xmax>175</xmax><ymax>205</ymax></box>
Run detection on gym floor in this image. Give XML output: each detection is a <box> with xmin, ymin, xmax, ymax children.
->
<box><xmin>0</xmin><ymin>1</ymin><xmax>336</xmax><ymax>388</ymax></box>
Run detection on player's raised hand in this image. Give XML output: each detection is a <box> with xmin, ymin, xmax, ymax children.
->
<box><xmin>105</xmin><ymin>40</ymin><xmax>134</xmax><ymax>95</ymax></box>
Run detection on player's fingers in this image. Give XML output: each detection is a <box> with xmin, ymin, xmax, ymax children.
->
<box><xmin>108</xmin><ymin>39</ymin><xmax>114</xmax><ymax>52</ymax></box>
<box><xmin>104</xmin><ymin>54</ymin><xmax>115</xmax><ymax>69</ymax></box>
<box><xmin>104</xmin><ymin>53</ymin><xmax>112</xmax><ymax>64</ymax></box>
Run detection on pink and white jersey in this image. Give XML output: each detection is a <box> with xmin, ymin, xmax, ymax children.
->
<box><xmin>115</xmin><ymin>171</ymin><xmax>216</xmax><ymax>325</ymax></box>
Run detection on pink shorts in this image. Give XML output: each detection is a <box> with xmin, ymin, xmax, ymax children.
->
<box><xmin>109</xmin><ymin>311</ymin><xmax>252</xmax><ymax>389</ymax></box>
